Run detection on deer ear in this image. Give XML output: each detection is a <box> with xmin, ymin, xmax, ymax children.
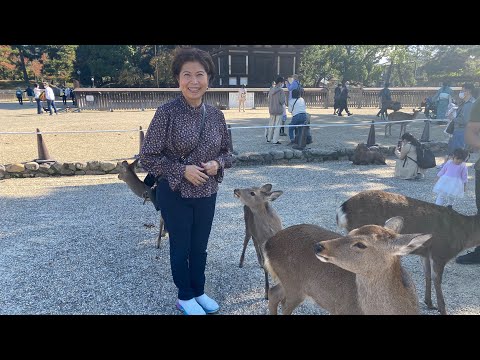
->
<box><xmin>260</xmin><ymin>184</ymin><xmax>273</xmax><ymax>193</ymax></box>
<box><xmin>384</xmin><ymin>216</ymin><xmax>404</xmax><ymax>233</ymax></box>
<box><xmin>393</xmin><ymin>234</ymin><xmax>432</xmax><ymax>256</ymax></box>
<box><xmin>130</xmin><ymin>158</ymin><xmax>139</xmax><ymax>167</ymax></box>
<box><xmin>268</xmin><ymin>191</ymin><xmax>283</xmax><ymax>201</ymax></box>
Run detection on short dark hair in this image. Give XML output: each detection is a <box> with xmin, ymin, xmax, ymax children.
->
<box><xmin>171</xmin><ymin>47</ymin><xmax>216</xmax><ymax>84</ymax></box>
<box><xmin>462</xmin><ymin>83</ymin><xmax>475</xmax><ymax>94</ymax></box>
<box><xmin>453</xmin><ymin>148</ymin><xmax>469</xmax><ymax>161</ymax></box>
<box><xmin>275</xmin><ymin>76</ymin><xmax>284</xmax><ymax>84</ymax></box>
<box><xmin>292</xmin><ymin>88</ymin><xmax>300</xmax><ymax>98</ymax></box>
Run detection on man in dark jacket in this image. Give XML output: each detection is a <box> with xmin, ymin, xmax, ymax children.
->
<box><xmin>376</xmin><ymin>82</ymin><xmax>392</xmax><ymax>117</ymax></box>
<box><xmin>337</xmin><ymin>81</ymin><xmax>352</xmax><ymax>116</ymax></box>
<box><xmin>333</xmin><ymin>83</ymin><xmax>342</xmax><ymax>115</ymax></box>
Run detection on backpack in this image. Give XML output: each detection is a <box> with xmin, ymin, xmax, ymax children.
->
<box><xmin>414</xmin><ymin>144</ymin><xmax>436</xmax><ymax>169</ymax></box>
<box><xmin>16</xmin><ymin>90</ymin><xmax>22</xmax><ymax>96</ymax></box>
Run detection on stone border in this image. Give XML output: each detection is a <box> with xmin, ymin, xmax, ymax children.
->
<box><xmin>0</xmin><ymin>142</ymin><xmax>448</xmax><ymax>179</ymax></box>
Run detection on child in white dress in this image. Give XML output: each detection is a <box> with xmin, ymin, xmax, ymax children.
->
<box><xmin>433</xmin><ymin>148</ymin><xmax>469</xmax><ymax>208</ymax></box>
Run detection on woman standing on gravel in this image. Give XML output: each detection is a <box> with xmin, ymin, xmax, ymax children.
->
<box><xmin>140</xmin><ymin>47</ymin><xmax>233</xmax><ymax>315</ymax></box>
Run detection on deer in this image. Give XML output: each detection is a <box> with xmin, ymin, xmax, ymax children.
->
<box><xmin>336</xmin><ymin>189</ymin><xmax>480</xmax><ymax>315</ymax></box>
<box><xmin>384</xmin><ymin>108</ymin><xmax>423</xmax><ymax>137</ymax></box>
<box><xmin>351</xmin><ymin>143</ymin><xmax>387</xmax><ymax>165</ymax></box>
<box><xmin>118</xmin><ymin>159</ymin><xmax>167</xmax><ymax>248</ymax></box>
<box><xmin>233</xmin><ymin>184</ymin><xmax>283</xmax><ymax>300</ymax></box>
<box><xmin>264</xmin><ymin>217</ymin><xmax>431</xmax><ymax>315</ymax></box>
<box><xmin>378</xmin><ymin>99</ymin><xmax>402</xmax><ymax>121</ymax></box>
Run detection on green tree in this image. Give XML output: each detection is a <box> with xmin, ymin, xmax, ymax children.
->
<box><xmin>300</xmin><ymin>45</ymin><xmax>386</xmax><ymax>86</ymax></box>
<box><xmin>75</xmin><ymin>45</ymin><xmax>133</xmax><ymax>86</ymax></box>
<box><xmin>420</xmin><ymin>45</ymin><xmax>480</xmax><ymax>85</ymax></box>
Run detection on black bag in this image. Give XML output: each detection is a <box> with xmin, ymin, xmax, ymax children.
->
<box><xmin>445</xmin><ymin>120</ymin><xmax>454</xmax><ymax>135</ymax></box>
<box><xmin>410</xmin><ymin>144</ymin><xmax>436</xmax><ymax>169</ymax></box>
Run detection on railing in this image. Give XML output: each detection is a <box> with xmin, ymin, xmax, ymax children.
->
<box><xmin>54</xmin><ymin>87</ymin><xmax>464</xmax><ymax>111</ymax></box>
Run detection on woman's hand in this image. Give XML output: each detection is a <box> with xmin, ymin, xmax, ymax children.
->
<box><xmin>201</xmin><ymin>160</ymin><xmax>220</xmax><ymax>176</ymax></box>
<box><xmin>184</xmin><ymin>165</ymin><xmax>209</xmax><ymax>186</ymax></box>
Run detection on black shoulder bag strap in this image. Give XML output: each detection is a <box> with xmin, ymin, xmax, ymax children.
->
<box><xmin>292</xmin><ymin>98</ymin><xmax>299</xmax><ymax>111</ymax></box>
<box><xmin>179</xmin><ymin>103</ymin><xmax>206</xmax><ymax>164</ymax></box>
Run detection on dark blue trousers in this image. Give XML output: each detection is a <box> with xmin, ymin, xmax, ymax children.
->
<box><xmin>156</xmin><ymin>179</ymin><xmax>217</xmax><ymax>300</ymax></box>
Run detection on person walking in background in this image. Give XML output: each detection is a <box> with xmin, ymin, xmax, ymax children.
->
<box><xmin>333</xmin><ymin>83</ymin><xmax>342</xmax><ymax>115</ymax></box>
<box><xmin>44</xmin><ymin>82</ymin><xmax>58</xmax><ymax>115</ymax></box>
<box><xmin>60</xmin><ymin>86</ymin><xmax>67</xmax><ymax>105</ymax></box>
<box><xmin>238</xmin><ymin>84</ymin><xmax>247</xmax><ymax>112</ymax></box>
<box><xmin>456</xmin><ymin>98</ymin><xmax>480</xmax><ymax>264</ymax></box>
<box><xmin>433</xmin><ymin>148</ymin><xmax>468</xmax><ymax>209</ymax></box>
<box><xmin>433</xmin><ymin>81</ymin><xmax>453</xmax><ymax>120</ymax></box>
<box><xmin>376</xmin><ymin>82</ymin><xmax>392</xmax><ymax>117</ymax></box>
<box><xmin>140</xmin><ymin>47</ymin><xmax>233</xmax><ymax>315</ymax></box>
<box><xmin>266</xmin><ymin>76</ymin><xmax>286</xmax><ymax>144</ymax></box>
<box><xmin>394</xmin><ymin>132</ymin><xmax>426</xmax><ymax>180</ymax></box>
<box><xmin>33</xmin><ymin>83</ymin><xmax>43</xmax><ymax>114</ymax></box>
<box><xmin>25</xmin><ymin>85</ymin><xmax>34</xmax><ymax>105</ymax></box>
<box><xmin>337</xmin><ymin>80</ymin><xmax>353</xmax><ymax>116</ymax></box>
<box><xmin>70</xmin><ymin>88</ymin><xmax>76</xmax><ymax>106</ymax></box>
<box><xmin>15</xmin><ymin>88</ymin><xmax>23</xmax><ymax>105</ymax></box>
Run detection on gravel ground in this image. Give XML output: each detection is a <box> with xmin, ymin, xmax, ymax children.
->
<box><xmin>1</xmin><ymin>160</ymin><xmax>479</xmax><ymax>315</ymax></box>
<box><xmin>1</xmin><ymin>102</ymin><xmax>479</xmax><ymax>315</ymax></box>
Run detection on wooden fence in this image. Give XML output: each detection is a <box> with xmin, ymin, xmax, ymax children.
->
<box><xmin>3</xmin><ymin>87</ymin><xmax>462</xmax><ymax>110</ymax></box>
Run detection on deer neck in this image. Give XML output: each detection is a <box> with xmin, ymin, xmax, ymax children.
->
<box><xmin>251</xmin><ymin>203</ymin><xmax>282</xmax><ymax>239</ymax></box>
<box><xmin>355</xmin><ymin>260</ymin><xmax>418</xmax><ymax>315</ymax></box>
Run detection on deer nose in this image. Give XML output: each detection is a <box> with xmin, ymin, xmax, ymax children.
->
<box><xmin>314</xmin><ymin>242</ymin><xmax>325</xmax><ymax>254</ymax></box>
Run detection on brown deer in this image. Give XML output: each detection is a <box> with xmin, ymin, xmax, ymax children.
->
<box><xmin>118</xmin><ymin>159</ymin><xmax>167</xmax><ymax>248</ymax></box>
<box><xmin>234</xmin><ymin>184</ymin><xmax>283</xmax><ymax>300</ymax></box>
<box><xmin>336</xmin><ymin>190</ymin><xmax>480</xmax><ymax>315</ymax></box>
<box><xmin>351</xmin><ymin>143</ymin><xmax>387</xmax><ymax>165</ymax></box>
<box><xmin>264</xmin><ymin>217</ymin><xmax>431</xmax><ymax>315</ymax></box>
<box><xmin>385</xmin><ymin>108</ymin><xmax>423</xmax><ymax>137</ymax></box>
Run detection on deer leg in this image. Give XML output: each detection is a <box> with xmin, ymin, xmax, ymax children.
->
<box><xmin>268</xmin><ymin>284</ymin><xmax>285</xmax><ymax>315</ymax></box>
<box><xmin>239</xmin><ymin>232</ymin><xmax>251</xmax><ymax>268</ymax></box>
<box><xmin>431</xmin><ymin>259</ymin><xmax>447</xmax><ymax>315</ymax></box>
<box><xmin>422</xmin><ymin>255</ymin><xmax>434</xmax><ymax>309</ymax></box>
<box><xmin>160</xmin><ymin>215</ymin><xmax>167</xmax><ymax>237</ymax></box>
<box><xmin>281</xmin><ymin>295</ymin><xmax>304</xmax><ymax>315</ymax></box>
<box><xmin>264</xmin><ymin>268</ymin><xmax>269</xmax><ymax>300</ymax></box>
<box><xmin>156</xmin><ymin>215</ymin><xmax>164</xmax><ymax>249</ymax></box>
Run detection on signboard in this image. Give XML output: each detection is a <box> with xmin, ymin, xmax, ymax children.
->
<box><xmin>86</xmin><ymin>95</ymin><xmax>94</xmax><ymax>102</ymax></box>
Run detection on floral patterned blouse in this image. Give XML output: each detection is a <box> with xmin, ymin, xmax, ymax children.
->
<box><xmin>140</xmin><ymin>95</ymin><xmax>233</xmax><ymax>198</ymax></box>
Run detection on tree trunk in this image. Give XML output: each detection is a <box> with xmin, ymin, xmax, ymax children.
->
<box><xmin>15</xmin><ymin>45</ymin><xmax>30</xmax><ymax>83</ymax></box>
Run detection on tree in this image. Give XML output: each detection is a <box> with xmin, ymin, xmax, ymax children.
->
<box><xmin>75</xmin><ymin>45</ymin><xmax>133</xmax><ymax>86</ymax></box>
<box><xmin>300</xmin><ymin>45</ymin><xmax>386</xmax><ymax>86</ymax></box>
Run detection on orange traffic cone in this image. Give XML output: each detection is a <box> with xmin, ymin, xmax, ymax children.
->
<box><xmin>34</xmin><ymin>128</ymin><xmax>55</xmax><ymax>163</ymax></box>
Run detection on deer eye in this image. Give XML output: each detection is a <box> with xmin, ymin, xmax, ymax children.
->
<box><xmin>250</xmin><ymin>192</ymin><xmax>255</xmax><ymax>196</ymax></box>
<box><xmin>353</xmin><ymin>242</ymin><xmax>367</xmax><ymax>249</ymax></box>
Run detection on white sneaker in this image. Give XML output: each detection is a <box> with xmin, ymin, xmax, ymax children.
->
<box><xmin>176</xmin><ymin>298</ymin><xmax>206</xmax><ymax>315</ymax></box>
<box><xmin>195</xmin><ymin>294</ymin><xmax>220</xmax><ymax>314</ymax></box>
